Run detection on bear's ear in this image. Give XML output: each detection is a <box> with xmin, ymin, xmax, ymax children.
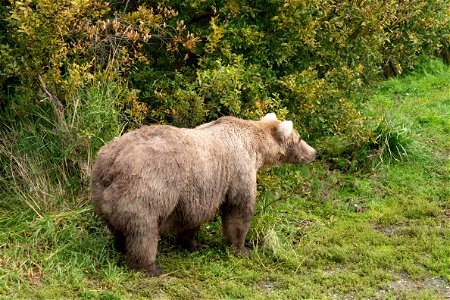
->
<box><xmin>261</xmin><ymin>113</ymin><xmax>277</xmax><ymax>121</ymax></box>
<box><xmin>277</xmin><ymin>120</ymin><xmax>293</xmax><ymax>139</ymax></box>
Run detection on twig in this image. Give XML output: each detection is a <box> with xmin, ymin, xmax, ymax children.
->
<box><xmin>38</xmin><ymin>75</ymin><xmax>68</xmax><ymax>133</ymax></box>
<box><xmin>254</xmin><ymin>183</ymin><xmax>305</xmax><ymax>216</ymax></box>
<box><xmin>123</xmin><ymin>0</ymin><xmax>130</xmax><ymax>14</ymax></box>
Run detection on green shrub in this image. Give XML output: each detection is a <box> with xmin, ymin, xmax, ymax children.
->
<box><xmin>128</xmin><ymin>0</ymin><xmax>448</xmax><ymax>136</ymax></box>
<box><xmin>276</xmin><ymin>68</ymin><xmax>364</xmax><ymax>140</ymax></box>
<box><xmin>0</xmin><ymin>0</ymin><xmax>195</xmax><ymax>100</ymax></box>
<box><xmin>132</xmin><ymin>54</ymin><xmax>287</xmax><ymax>126</ymax></box>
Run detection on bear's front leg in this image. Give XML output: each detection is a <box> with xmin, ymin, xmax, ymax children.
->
<box><xmin>221</xmin><ymin>197</ymin><xmax>255</xmax><ymax>255</ymax></box>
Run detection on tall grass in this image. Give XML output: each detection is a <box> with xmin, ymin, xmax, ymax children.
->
<box><xmin>0</xmin><ymin>80</ymin><xmax>123</xmax><ymax>213</ymax></box>
<box><xmin>363</xmin><ymin>116</ymin><xmax>415</xmax><ymax>167</ymax></box>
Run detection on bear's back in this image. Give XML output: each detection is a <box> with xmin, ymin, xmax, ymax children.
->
<box><xmin>92</xmin><ymin>122</ymin><xmax>251</xmax><ymax>198</ymax></box>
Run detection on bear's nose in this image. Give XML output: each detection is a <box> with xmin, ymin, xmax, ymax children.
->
<box><xmin>309</xmin><ymin>148</ymin><xmax>317</xmax><ymax>161</ymax></box>
<box><xmin>311</xmin><ymin>151</ymin><xmax>317</xmax><ymax>161</ymax></box>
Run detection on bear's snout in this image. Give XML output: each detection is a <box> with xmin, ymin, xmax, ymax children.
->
<box><xmin>298</xmin><ymin>140</ymin><xmax>316</xmax><ymax>163</ymax></box>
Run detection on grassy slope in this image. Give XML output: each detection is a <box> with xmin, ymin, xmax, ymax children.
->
<box><xmin>0</xmin><ymin>60</ymin><xmax>449</xmax><ymax>299</ymax></box>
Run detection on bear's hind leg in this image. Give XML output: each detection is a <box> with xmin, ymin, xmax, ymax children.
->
<box><xmin>104</xmin><ymin>221</ymin><xmax>126</xmax><ymax>254</ymax></box>
<box><xmin>125</xmin><ymin>220</ymin><xmax>163</xmax><ymax>277</ymax></box>
<box><xmin>177</xmin><ymin>227</ymin><xmax>207</xmax><ymax>251</ymax></box>
<box><xmin>112</xmin><ymin>229</ymin><xmax>126</xmax><ymax>254</ymax></box>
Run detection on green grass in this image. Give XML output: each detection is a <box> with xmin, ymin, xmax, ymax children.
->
<box><xmin>1</xmin><ymin>59</ymin><xmax>449</xmax><ymax>299</ymax></box>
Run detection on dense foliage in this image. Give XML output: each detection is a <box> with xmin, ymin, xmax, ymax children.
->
<box><xmin>0</xmin><ymin>0</ymin><xmax>449</xmax><ymax>201</ymax></box>
<box><xmin>2</xmin><ymin>0</ymin><xmax>448</xmax><ymax>123</ymax></box>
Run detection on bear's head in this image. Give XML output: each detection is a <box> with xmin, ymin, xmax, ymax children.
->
<box><xmin>261</xmin><ymin>113</ymin><xmax>316</xmax><ymax>165</ymax></box>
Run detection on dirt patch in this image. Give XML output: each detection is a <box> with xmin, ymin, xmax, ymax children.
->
<box><xmin>257</xmin><ymin>280</ymin><xmax>277</xmax><ymax>295</ymax></box>
<box><xmin>377</xmin><ymin>225</ymin><xmax>403</xmax><ymax>236</ymax></box>
<box><xmin>378</xmin><ymin>273</ymin><xmax>450</xmax><ymax>298</ymax></box>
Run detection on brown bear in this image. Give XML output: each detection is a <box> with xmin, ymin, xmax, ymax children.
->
<box><xmin>91</xmin><ymin>113</ymin><xmax>316</xmax><ymax>276</ymax></box>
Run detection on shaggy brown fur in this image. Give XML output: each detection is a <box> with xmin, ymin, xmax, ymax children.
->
<box><xmin>91</xmin><ymin>114</ymin><xmax>316</xmax><ymax>276</ymax></box>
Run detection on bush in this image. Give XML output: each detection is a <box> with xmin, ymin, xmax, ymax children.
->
<box><xmin>128</xmin><ymin>0</ymin><xmax>448</xmax><ymax>134</ymax></box>
<box><xmin>0</xmin><ymin>0</ymin><xmax>195</xmax><ymax>101</ymax></box>
<box><xmin>132</xmin><ymin>54</ymin><xmax>288</xmax><ymax>126</ymax></box>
